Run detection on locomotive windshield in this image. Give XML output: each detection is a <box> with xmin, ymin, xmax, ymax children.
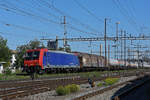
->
<box><xmin>24</xmin><ymin>51</ymin><xmax>40</xmax><ymax>60</ymax></box>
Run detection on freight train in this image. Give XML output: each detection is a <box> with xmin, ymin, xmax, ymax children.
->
<box><xmin>24</xmin><ymin>48</ymin><xmax>107</xmax><ymax>74</ymax></box>
<box><xmin>23</xmin><ymin>48</ymin><xmax>146</xmax><ymax>75</ymax></box>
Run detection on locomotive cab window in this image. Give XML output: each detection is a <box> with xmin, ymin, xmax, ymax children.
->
<box><xmin>33</xmin><ymin>51</ymin><xmax>40</xmax><ymax>60</ymax></box>
<box><xmin>25</xmin><ymin>51</ymin><xmax>40</xmax><ymax>60</ymax></box>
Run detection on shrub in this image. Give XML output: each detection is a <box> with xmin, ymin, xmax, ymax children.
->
<box><xmin>68</xmin><ymin>84</ymin><xmax>80</xmax><ymax>93</ymax></box>
<box><xmin>5</xmin><ymin>67</ymin><xmax>12</xmax><ymax>75</ymax></box>
<box><xmin>56</xmin><ymin>86</ymin><xmax>70</xmax><ymax>95</ymax></box>
<box><xmin>0</xmin><ymin>74</ymin><xmax>3</xmax><ymax>80</ymax></box>
<box><xmin>97</xmin><ymin>82</ymin><xmax>103</xmax><ymax>87</ymax></box>
<box><xmin>64</xmin><ymin>85</ymin><xmax>71</xmax><ymax>94</ymax></box>
<box><xmin>104</xmin><ymin>78</ymin><xmax>119</xmax><ymax>86</ymax></box>
<box><xmin>56</xmin><ymin>84</ymin><xmax>80</xmax><ymax>95</ymax></box>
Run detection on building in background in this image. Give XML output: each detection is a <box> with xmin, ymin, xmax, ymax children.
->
<box><xmin>11</xmin><ymin>50</ymin><xmax>16</xmax><ymax>66</ymax></box>
<box><xmin>10</xmin><ymin>50</ymin><xmax>17</xmax><ymax>73</ymax></box>
<box><xmin>0</xmin><ymin>62</ymin><xmax>6</xmax><ymax>74</ymax></box>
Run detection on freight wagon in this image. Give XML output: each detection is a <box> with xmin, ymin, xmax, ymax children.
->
<box><xmin>73</xmin><ymin>52</ymin><xmax>106</xmax><ymax>71</ymax></box>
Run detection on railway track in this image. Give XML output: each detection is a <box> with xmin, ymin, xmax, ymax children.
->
<box><xmin>73</xmin><ymin>75</ymin><xmax>150</xmax><ymax>100</ymax></box>
<box><xmin>0</xmin><ymin>74</ymin><xmax>81</xmax><ymax>83</ymax></box>
<box><xmin>0</xmin><ymin>76</ymin><xmax>81</xmax><ymax>89</ymax></box>
<box><xmin>0</xmin><ymin>69</ymin><xmax>146</xmax><ymax>83</ymax></box>
<box><xmin>0</xmin><ymin>70</ymin><xmax>143</xmax><ymax>89</ymax></box>
<box><xmin>0</xmin><ymin>70</ymin><xmax>148</xmax><ymax>100</ymax></box>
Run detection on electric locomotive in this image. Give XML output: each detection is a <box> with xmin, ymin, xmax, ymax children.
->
<box><xmin>24</xmin><ymin>48</ymin><xmax>80</xmax><ymax>74</ymax></box>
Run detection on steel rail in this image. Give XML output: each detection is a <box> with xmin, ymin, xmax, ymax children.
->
<box><xmin>0</xmin><ymin>71</ymin><xmax>148</xmax><ymax>100</ymax></box>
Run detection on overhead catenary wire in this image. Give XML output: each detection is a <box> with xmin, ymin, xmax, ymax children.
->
<box><xmin>0</xmin><ymin>31</ymin><xmax>42</xmax><ymax>47</ymax></box>
<box><xmin>73</xmin><ymin>0</ymin><xmax>104</xmax><ymax>23</ymax></box>
<box><xmin>124</xmin><ymin>0</ymin><xmax>137</xmax><ymax>21</ymax></box>
<box><xmin>119</xmin><ymin>0</ymin><xmax>140</xmax><ymax>30</ymax></box>
<box><xmin>74</xmin><ymin>0</ymin><xmax>116</xmax><ymax>31</ymax></box>
<box><xmin>0</xmin><ymin>21</ymin><xmax>57</xmax><ymax>36</ymax></box>
<box><xmin>129</xmin><ymin>0</ymin><xmax>137</xmax><ymax>15</ymax></box>
<box><xmin>112</xmin><ymin>0</ymin><xmax>139</xmax><ymax>32</ymax></box>
<box><xmin>0</xmin><ymin>3</ymin><xmax>60</xmax><ymax>25</ymax></box>
<box><xmin>0</xmin><ymin>31</ymin><xmax>41</xmax><ymax>38</ymax></box>
<box><xmin>16</xmin><ymin>0</ymin><xmax>62</xmax><ymax>21</ymax></box>
<box><xmin>0</xmin><ymin>2</ymin><xmax>98</xmax><ymax>36</ymax></box>
<box><xmin>36</xmin><ymin>0</ymin><xmax>101</xmax><ymax>34</ymax></box>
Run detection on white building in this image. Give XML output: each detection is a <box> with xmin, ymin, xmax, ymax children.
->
<box><xmin>11</xmin><ymin>54</ymin><xmax>16</xmax><ymax>66</ymax></box>
<box><xmin>0</xmin><ymin>50</ymin><xmax>17</xmax><ymax>74</ymax></box>
<box><xmin>0</xmin><ymin>62</ymin><xmax>6</xmax><ymax>74</ymax></box>
<box><xmin>10</xmin><ymin>50</ymin><xmax>17</xmax><ymax>73</ymax></box>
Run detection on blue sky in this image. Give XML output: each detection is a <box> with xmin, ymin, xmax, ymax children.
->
<box><xmin>0</xmin><ymin>0</ymin><xmax>150</xmax><ymax>58</ymax></box>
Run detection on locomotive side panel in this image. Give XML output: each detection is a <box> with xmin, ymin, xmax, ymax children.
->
<box><xmin>43</xmin><ymin>51</ymin><xmax>80</xmax><ymax>68</ymax></box>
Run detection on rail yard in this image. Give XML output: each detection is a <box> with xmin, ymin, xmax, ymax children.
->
<box><xmin>0</xmin><ymin>69</ymin><xmax>149</xmax><ymax>100</ymax></box>
<box><xmin>0</xmin><ymin>0</ymin><xmax>150</xmax><ymax>100</ymax></box>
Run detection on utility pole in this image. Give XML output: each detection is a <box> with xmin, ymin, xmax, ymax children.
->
<box><xmin>104</xmin><ymin>18</ymin><xmax>107</xmax><ymax>67</ymax></box>
<box><xmin>137</xmin><ymin>44</ymin><xmax>140</xmax><ymax>68</ymax></box>
<box><xmin>128</xmin><ymin>48</ymin><xmax>130</xmax><ymax>66</ymax></box>
<box><xmin>120</xmin><ymin>30</ymin><xmax>123</xmax><ymax>61</ymax></box>
<box><xmin>124</xmin><ymin>31</ymin><xmax>126</xmax><ymax>66</ymax></box>
<box><xmin>100</xmin><ymin>44</ymin><xmax>102</xmax><ymax>56</ymax></box>
<box><xmin>62</xmin><ymin>16</ymin><xmax>67</xmax><ymax>51</ymax></box>
<box><xmin>56</xmin><ymin>36</ymin><xmax>58</xmax><ymax>50</ymax></box>
<box><xmin>90</xmin><ymin>41</ymin><xmax>92</xmax><ymax>54</ymax></box>
<box><xmin>108</xmin><ymin>44</ymin><xmax>110</xmax><ymax>65</ymax></box>
<box><xmin>114</xmin><ymin>44</ymin><xmax>116</xmax><ymax>59</ymax></box>
<box><xmin>116</xmin><ymin>22</ymin><xmax>120</xmax><ymax>60</ymax></box>
<box><xmin>128</xmin><ymin>40</ymin><xmax>131</xmax><ymax>66</ymax></box>
<box><xmin>116</xmin><ymin>22</ymin><xmax>120</xmax><ymax>41</ymax></box>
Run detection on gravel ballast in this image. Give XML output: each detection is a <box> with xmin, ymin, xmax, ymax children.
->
<box><xmin>18</xmin><ymin>76</ymin><xmax>137</xmax><ymax>100</ymax></box>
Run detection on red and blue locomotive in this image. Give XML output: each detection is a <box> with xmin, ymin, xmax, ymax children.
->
<box><xmin>24</xmin><ymin>48</ymin><xmax>80</xmax><ymax>74</ymax></box>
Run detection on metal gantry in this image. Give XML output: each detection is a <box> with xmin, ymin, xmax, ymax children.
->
<box><xmin>41</xmin><ymin>36</ymin><xmax>150</xmax><ymax>41</ymax></box>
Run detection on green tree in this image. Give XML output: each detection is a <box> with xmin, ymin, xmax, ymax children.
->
<box><xmin>28</xmin><ymin>39</ymin><xmax>45</xmax><ymax>49</ymax></box>
<box><xmin>15</xmin><ymin>39</ymin><xmax>45</xmax><ymax>68</ymax></box>
<box><xmin>0</xmin><ymin>36</ymin><xmax>12</xmax><ymax>67</ymax></box>
<box><xmin>15</xmin><ymin>44</ymin><xmax>28</xmax><ymax>68</ymax></box>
